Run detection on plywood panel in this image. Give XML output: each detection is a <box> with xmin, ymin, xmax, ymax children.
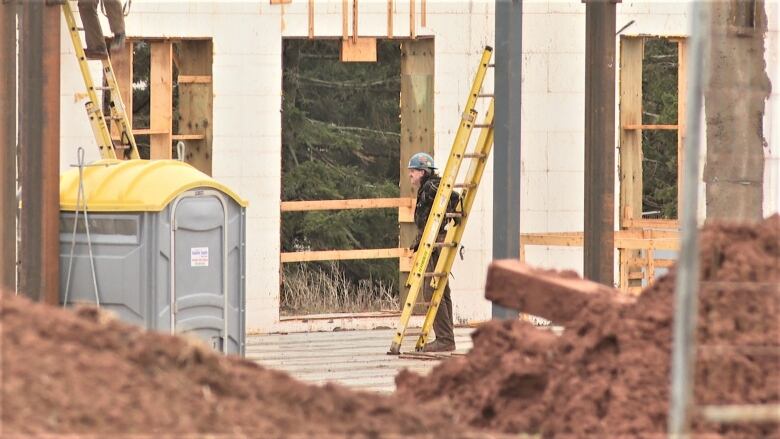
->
<box><xmin>150</xmin><ymin>41</ymin><xmax>173</xmax><ymax>160</ymax></box>
<box><xmin>177</xmin><ymin>40</ymin><xmax>213</xmax><ymax>174</ymax></box>
<box><xmin>340</xmin><ymin>37</ymin><xmax>377</xmax><ymax>62</ymax></box>
<box><xmin>399</xmin><ymin>38</ymin><xmax>434</xmax><ymax>311</ymax></box>
<box><xmin>109</xmin><ymin>42</ymin><xmax>133</xmax><ymax>146</ymax></box>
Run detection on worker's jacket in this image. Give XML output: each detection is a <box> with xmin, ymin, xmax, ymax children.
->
<box><xmin>411</xmin><ymin>174</ymin><xmax>461</xmax><ymax>251</ymax></box>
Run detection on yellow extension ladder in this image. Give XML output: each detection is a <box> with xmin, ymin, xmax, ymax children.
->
<box><xmin>61</xmin><ymin>0</ymin><xmax>139</xmax><ymax>160</ymax></box>
<box><xmin>388</xmin><ymin>46</ymin><xmax>495</xmax><ymax>355</ymax></box>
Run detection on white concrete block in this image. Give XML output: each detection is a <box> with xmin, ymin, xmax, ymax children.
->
<box><xmin>547</xmin><ymin>210</ymin><xmax>583</xmax><ymax>232</ymax></box>
<box><xmin>520</xmin><ymin>210</ymin><xmax>548</xmax><ymax>233</ymax></box>
<box><xmin>549</xmin><ymin>13</ymin><xmax>586</xmax><ymax>53</ymax></box>
<box><xmin>546</xmin><ymin>171</ymin><xmax>584</xmax><ymax>211</ymax></box>
<box><xmin>522</xmin><ymin>170</ymin><xmax>549</xmax><ymax>211</ymax></box>
<box><xmin>548</xmin><ymin>0</ymin><xmax>585</xmax><ymax>15</ymax></box>
<box><xmin>522</xmin><ymin>13</ymin><xmax>552</xmax><ymax>53</ymax></box>
<box><xmin>548</xmin><ymin>53</ymin><xmax>585</xmax><ymax>93</ymax></box>
<box><xmin>522</xmin><ymin>53</ymin><xmax>549</xmax><ymax>94</ymax></box>
<box><xmin>546</xmin><ymin>247</ymin><xmax>583</xmax><ymax>275</ymax></box>
<box><xmin>523</xmin><ymin>245</ymin><xmax>550</xmax><ymax>268</ymax></box>
<box><xmin>521</xmin><ymin>130</ymin><xmax>548</xmax><ymax>172</ymax></box>
<box><xmin>547</xmin><ymin>131</ymin><xmax>584</xmax><ymax>172</ymax></box>
<box><xmin>524</xmin><ymin>1</ymin><xmax>550</xmax><ymax>15</ymax></box>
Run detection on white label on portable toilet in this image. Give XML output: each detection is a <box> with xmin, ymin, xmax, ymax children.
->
<box><xmin>191</xmin><ymin>247</ymin><xmax>209</xmax><ymax>267</ymax></box>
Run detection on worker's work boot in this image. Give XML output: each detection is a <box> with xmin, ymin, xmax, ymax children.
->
<box><xmin>109</xmin><ymin>32</ymin><xmax>126</xmax><ymax>52</ymax></box>
<box><xmin>422</xmin><ymin>339</ymin><xmax>456</xmax><ymax>352</ymax></box>
<box><xmin>84</xmin><ymin>47</ymin><xmax>108</xmax><ymax>60</ymax></box>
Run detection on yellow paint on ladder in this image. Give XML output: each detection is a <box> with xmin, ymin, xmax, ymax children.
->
<box><xmin>61</xmin><ymin>1</ymin><xmax>139</xmax><ymax>160</ymax></box>
<box><xmin>388</xmin><ymin>46</ymin><xmax>495</xmax><ymax>355</ymax></box>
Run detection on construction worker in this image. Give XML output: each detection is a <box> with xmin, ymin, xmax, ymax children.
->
<box><xmin>408</xmin><ymin>152</ymin><xmax>460</xmax><ymax>352</ymax></box>
<box><xmin>78</xmin><ymin>0</ymin><xmax>126</xmax><ymax>60</ymax></box>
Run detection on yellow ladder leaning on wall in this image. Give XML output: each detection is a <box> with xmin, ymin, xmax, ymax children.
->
<box><xmin>61</xmin><ymin>0</ymin><xmax>139</xmax><ymax>160</ymax></box>
<box><xmin>388</xmin><ymin>46</ymin><xmax>495</xmax><ymax>355</ymax></box>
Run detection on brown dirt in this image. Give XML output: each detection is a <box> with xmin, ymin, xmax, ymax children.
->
<box><xmin>1</xmin><ymin>295</ymin><xmax>470</xmax><ymax>437</ymax></box>
<box><xmin>397</xmin><ymin>215</ymin><xmax>780</xmax><ymax>437</ymax></box>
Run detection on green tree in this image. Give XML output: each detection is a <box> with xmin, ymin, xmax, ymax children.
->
<box><xmin>281</xmin><ymin>39</ymin><xmax>402</xmax><ymax>303</ymax></box>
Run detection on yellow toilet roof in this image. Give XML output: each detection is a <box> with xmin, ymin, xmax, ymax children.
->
<box><xmin>60</xmin><ymin>159</ymin><xmax>247</xmax><ymax>212</ymax></box>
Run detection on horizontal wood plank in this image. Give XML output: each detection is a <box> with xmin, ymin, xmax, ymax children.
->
<box><xmin>622</xmin><ymin>124</ymin><xmax>679</xmax><ymax>130</ymax></box>
<box><xmin>172</xmin><ymin>134</ymin><xmax>206</xmax><ymax>140</ymax></box>
<box><xmin>281</xmin><ymin>197</ymin><xmax>414</xmax><ymax>212</ymax></box>
<box><xmin>177</xmin><ymin>75</ymin><xmax>212</xmax><ymax>84</ymax></box>
<box><xmin>281</xmin><ymin>248</ymin><xmax>414</xmax><ymax>263</ymax></box>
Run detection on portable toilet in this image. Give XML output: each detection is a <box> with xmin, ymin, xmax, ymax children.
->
<box><xmin>59</xmin><ymin>159</ymin><xmax>247</xmax><ymax>356</ymax></box>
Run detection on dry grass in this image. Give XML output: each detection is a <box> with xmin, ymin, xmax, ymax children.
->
<box><xmin>281</xmin><ymin>262</ymin><xmax>398</xmax><ymax>316</ymax></box>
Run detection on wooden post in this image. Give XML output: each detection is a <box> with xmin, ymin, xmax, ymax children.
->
<box><xmin>0</xmin><ymin>0</ymin><xmax>17</xmax><ymax>293</ymax></box>
<box><xmin>150</xmin><ymin>41</ymin><xmax>173</xmax><ymax>159</ymax></box>
<box><xmin>399</xmin><ymin>39</ymin><xmax>434</xmax><ymax>311</ymax></box>
<box><xmin>18</xmin><ymin>1</ymin><xmax>60</xmax><ymax>304</ymax></box>
<box><xmin>177</xmin><ymin>40</ymin><xmax>213</xmax><ymax>175</ymax></box>
<box><xmin>110</xmin><ymin>41</ymin><xmax>133</xmax><ymax>148</ymax></box>
<box><xmin>387</xmin><ymin>0</ymin><xmax>393</xmax><ymax>38</ymax></box>
<box><xmin>308</xmin><ymin>0</ymin><xmax>314</xmax><ymax>38</ymax></box>
<box><xmin>677</xmin><ymin>38</ymin><xmax>687</xmax><ymax>218</ymax></box>
<box><xmin>584</xmin><ymin>0</ymin><xmax>616</xmax><ymax>286</ymax></box>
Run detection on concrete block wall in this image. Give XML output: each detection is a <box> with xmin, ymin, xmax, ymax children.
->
<box><xmin>59</xmin><ymin>0</ymin><xmax>496</xmax><ymax>332</ymax></box>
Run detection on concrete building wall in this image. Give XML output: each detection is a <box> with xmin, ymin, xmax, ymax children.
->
<box><xmin>58</xmin><ymin>0</ymin><xmax>779</xmax><ymax>330</ymax></box>
<box><xmin>521</xmin><ymin>0</ymin><xmax>780</xmax><ymax>281</ymax></box>
<box><xmin>58</xmin><ymin>0</ymin><xmax>496</xmax><ymax>333</ymax></box>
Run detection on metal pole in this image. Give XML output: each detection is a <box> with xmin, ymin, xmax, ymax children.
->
<box><xmin>668</xmin><ymin>2</ymin><xmax>710</xmax><ymax>436</ymax></box>
<box><xmin>493</xmin><ymin>0</ymin><xmax>521</xmax><ymax>319</ymax></box>
<box><xmin>583</xmin><ymin>0</ymin><xmax>616</xmax><ymax>285</ymax></box>
<box><xmin>18</xmin><ymin>0</ymin><xmax>60</xmax><ymax>304</ymax></box>
<box><xmin>0</xmin><ymin>0</ymin><xmax>17</xmax><ymax>294</ymax></box>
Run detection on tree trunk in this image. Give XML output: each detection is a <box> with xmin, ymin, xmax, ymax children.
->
<box><xmin>704</xmin><ymin>0</ymin><xmax>772</xmax><ymax>221</ymax></box>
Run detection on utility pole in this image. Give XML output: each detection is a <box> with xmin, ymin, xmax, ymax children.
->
<box><xmin>704</xmin><ymin>0</ymin><xmax>771</xmax><ymax>221</ymax></box>
<box><xmin>0</xmin><ymin>0</ymin><xmax>17</xmax><ymax>294</ymax></box>
<box><xmin>493</xmin><ymin>0</ymin><xmax>522</xmax><ymax>319</ymax></box>
<box><xmin>18</xmin><ymin>0</ymin><xmax>61</xmax><ymax>304</ymax></box>
<box><xmin>583</xmin><ymin>0</ymin><xmax>617</xmax><ymax>285</ymax></box>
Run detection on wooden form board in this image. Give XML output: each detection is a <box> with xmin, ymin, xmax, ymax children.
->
<box><xmin>281</xmin><ymin>197</ymin><xmax>413</xmax><ymax>211</ymax></box>
<box><xmin>109</xmin><ymin>42</ymin><xmax>133</xmax><ymax>146</ymax></box>
<box><xmin>150</xmin><ymin>41</ymin><xmax>173</xmax><ymax>159</ymax></box>
<box><xmin>619</xmin><ymin>36</ymin><xmax>644</xmax><ymax>227</ymax></box>
<box><xmin>281</xmin><ymin>248</ymin><xmax>413</xmax><ymax>270</ymax></box>
<box><xmin>340</xmin><ymin>37</ymin><xmax>377</xmax><ymax>62</ymax></box>
<box><xmin>519</xmin><ymin>230</ymin><xmax>680</xmax><ymax>294</ymax></box>
<box><xmin>399</xmin><ymin>38</ymin><xmax>434</xmax><ymax>310</ymax></box>
<box><xmin>676</xmin><ymin>38</ymin><xmax>688</xmax><ymax>217</ymax></box>
<box><xmin>177</xmin><ymin>40</ymin><xmax>213</xmax><ymax>175</ymax></box>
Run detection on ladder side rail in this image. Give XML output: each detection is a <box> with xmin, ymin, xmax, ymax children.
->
<box><xmin>62</xmin><ymin>2</ymin><xmax>117</xmax><ymax>159</ymax></box>
<box><xmin>415</xmin><ymin>103</ymin><xmax>495</xmax><ymax>350</ymax></box>
<box><xmin>102</xmin><ymin>61</ymin><xmax>140</xmax><ymax>159</ymax></box>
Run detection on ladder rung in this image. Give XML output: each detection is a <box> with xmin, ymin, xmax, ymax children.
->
<box><xmin>92</xmin><ymin>86</ymin><xmax>112</xmax><ymax>91</ymax></box>
<box><xmin>424</xmin><ymin>272</ymin><xmax>448</xmax><ymax>278</ymax></box>
<box><xmin>464</xmin><ymin>153</ymin><xmax>487</xmax><ymax>159</ymax></box>
<box><xmin>433</xmin><ymin>242</ymin><xmax>458</xmax><ymax>248</ymax></box>
<box><xmin>454</xmin><ymin>183</ymin><xmax>477</xmax><ymax>189</ymax></box>
<box><xmin>445</xmin><ymin>213</ymin><xmax>463</xmax><ymax>218</ymax></box>
<box><xmin>474</xmin><ymin>124</ymin><xmax>493</xmax><ymax>128</ymax></box>
<box><xmin>477</xmin><ymin>93</ymin><xmax>494</xmax><ymax>98</ymax></box>
<box><xmin>488</xmin><ymin>63</ymin><xmax>495</xmax><ymax>67</ymax></box>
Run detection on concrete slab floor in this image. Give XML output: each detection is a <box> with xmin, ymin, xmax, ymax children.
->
<box><xmin>246</xmin><ymin>327</ymin><xmax>475</xmax><ymax>394</ymax></box>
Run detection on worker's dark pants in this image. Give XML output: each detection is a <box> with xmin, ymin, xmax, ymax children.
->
<box><xmin>78</xmin><ymin>0</ymin><xmax>125</xmax><ymax>51</ymax></box>
<box><xmin>423</xmin><ymin>247</ymin><xmax>454</xmax><ymax>344</ymax></box>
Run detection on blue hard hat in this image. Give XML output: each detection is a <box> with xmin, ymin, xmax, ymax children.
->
<box><xmin>408</xmin><ymin>152</ymin><xmax>436</xmax><ymax>170</ymax></box>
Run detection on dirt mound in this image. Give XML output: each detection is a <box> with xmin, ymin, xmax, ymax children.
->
<box><xmin>1</xmin><ymin>294</ymin><xmax>468</xmax><ymax>436</ymax></box>
<box><xmin>397</xmin><ymin>215</ymin><xmax>780</xmax><ymax>437</ymax></box>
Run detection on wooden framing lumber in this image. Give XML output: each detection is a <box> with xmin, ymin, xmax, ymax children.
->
<box><xmin>410</xmin><ymin>0</ymin><xmax>415</xmax><ymax>38</ymax></box>
<box><xmin>109</xmin><ymin>42</ymin><xmax>133</xmax><ymax>144</ymax></box>
<box><xmin>308</xmin><ymin>0</ymin><xmax>314</xmax><ymax>38</ymax></box>
<box><xmin>485</xmin><ymin>260</ymin><xmax>633</xmax><ymax>324</ymax></box>
<box><xmin>387</xmin><ymin>0</ymin><xmax>393</xmax><ymax>38</ymax></box>
<box><xmin>676</xmin><ymin>38</ymin><xmax>688</xmax><ymax>217</ymax></box>
<box><xmin>340</xmin><ymin>37</ymin><xmax>377</xmax><ymax>62</ymax></box>
<box><xmin>150</xmin><ymin>41</ymin><xmax>173</xmax><ymax>159</ymax></box>
<box><xmin>622</xmin><ymin>124</ymin><xmax>678</xmax><ymax>130</ymax></box>
<box><xmin>177</xmin><ymin>39</ymin><xmax>213</xmax><ymax>175</ymax></box>
<box><xmin>281</xmin><ymin>247</ymin><xmax>412</xmax><ymax>263</ymax></box>
<box><xmin>399</xmin><ymin>38</ymin><xmax>434</xmax><ymax>309</ymax></box>
<box><xmin>618</xmin><ymin>36</ymin><xmax>644</xmax><ymax>227</ymax></box>
<box><xmin>281</xmin><ymin>197</ymin><xmax>413</xmax><ymax>212</ymax></box>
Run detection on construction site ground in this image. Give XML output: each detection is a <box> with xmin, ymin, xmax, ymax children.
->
<box><xmin>246</xmin><ymin>327</ymin><xmax>475</xmax><ymax>393</ymax></box>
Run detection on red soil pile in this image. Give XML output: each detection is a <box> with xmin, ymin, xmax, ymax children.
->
<box><xmin>397</xmin><ymin>215</ymin><xmax>780</xmax><ymax>437</ymax></box>
<box><xmin>1</xmin><ymin>295</ymin><xmax>468</xmax><ymax>437</ymax></box>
